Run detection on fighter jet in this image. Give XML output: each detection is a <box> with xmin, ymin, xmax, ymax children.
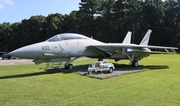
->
<box><xmin>9</xmin><ymin>29</ymin><xmax>178</xmax><ymax>69</ymax></box>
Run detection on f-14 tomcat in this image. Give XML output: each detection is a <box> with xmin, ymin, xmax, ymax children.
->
<box><xmin>9</xmin><ymin>29</ymin><xmax>178</xmax><ymax>69</ymax></box>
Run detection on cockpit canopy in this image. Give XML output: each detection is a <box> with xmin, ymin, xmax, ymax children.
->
<box><xmin>46</xmin><ymin>33</ymin><xmax>90</xmax><ymax>42</ymax></box>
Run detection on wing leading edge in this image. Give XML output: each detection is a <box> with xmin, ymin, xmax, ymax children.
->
<box><xmin>87</xmin><ymin>43</ymin><xmax>178</xmax><ymax>54</ymax></box>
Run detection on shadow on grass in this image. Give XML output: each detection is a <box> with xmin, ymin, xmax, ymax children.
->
<box><xmin>0</xmin><ymin>64</ymin><xmax>169</xmax><ymax>80</ymax></box>
<box><xmin>75</xmin><ymin>63</ymin><xmax>169</xmax><ymax>72</ymax></box>
<box><xmin>0</xmin><ymin>68</ymin><xmax>73</xmax><ymax>80</ymax></box>
<box><xmin>113</xmin><ymin>63</ymin><xmax>169</xmax><ymax>71</ymax></box>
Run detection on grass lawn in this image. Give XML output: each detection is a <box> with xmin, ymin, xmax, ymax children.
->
<box><xmin>0</xmin><ymin>54</ymin><xmax>180</xmax><ymax>106</ymax></box>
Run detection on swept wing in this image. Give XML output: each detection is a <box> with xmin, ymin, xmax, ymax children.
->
<box><xmin>87</xmin><ymin>43</ymin><xmax>178</xmax><ymax>54</ymax></box>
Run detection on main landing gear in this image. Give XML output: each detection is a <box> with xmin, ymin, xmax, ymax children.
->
<box><xmin>126</xmin><ymin>54</ymin><xmax>139</xmax><ymax>67</ymax></box>
<box><xmin>65</xmin><ymin>64</ymin><xmax>73</xmax><ymax>69</ymax></box>
<box><xmin>131</xmin><ymin>60</ymin><xmax>138</xmax><ymax>67</ymax></box>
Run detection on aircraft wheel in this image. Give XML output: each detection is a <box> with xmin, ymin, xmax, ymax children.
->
<box><xmin>108</xmin><ymin>67</ymin><xmax>113</xmax><ymax>73</ymax></box>
<box><xmin>132</xmin><ymin>60</ymin><xmax>138</xmax><ymax>67</ymax></box>
<box><xmin>68</xmin><ymin>64</ymin><xmax>73</xmax><ymax>69</ymax></box>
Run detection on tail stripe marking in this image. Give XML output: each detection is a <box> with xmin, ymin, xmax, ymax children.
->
<box><xmin>140</xmin><ymin>34</ymin><xmax>150</xmax><ymax>45</ymax></box>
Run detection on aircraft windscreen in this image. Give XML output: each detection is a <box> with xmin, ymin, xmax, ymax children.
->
<box><xmin>46</xmin><ymin>33</ymin><xmax>89</xmax><ymax>42</ymax></box>
<box><xmin>46</xmin><ymin>35</ymin><xmax>60</xmax><ymax>42</ymax></box>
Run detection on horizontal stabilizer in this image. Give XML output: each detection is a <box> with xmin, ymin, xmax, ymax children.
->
<box><xmin>139</xmin><ymin>45</ymin><xmax>178</xmax><ymax>50</ymax></box>
<box><xmin>122</xmin><ymin>31</ymin><xmax>132</xmax><ymax>44</ymax></box>
<box><xmin>150</xmin><ymin>48</ymin><xmax>177</xmax><ymax>54</ymax></box>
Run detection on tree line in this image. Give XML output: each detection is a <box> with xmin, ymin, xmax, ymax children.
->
<box><xmin>0</xmin><ymin>0</ymin><xmax>180</xmax><ymax>52</ymax></box>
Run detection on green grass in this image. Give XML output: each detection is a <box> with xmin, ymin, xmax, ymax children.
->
<box><xmin>0</xmin><ymin>54</ymin><xmax>180</xmax><ymax>106</ymax></box>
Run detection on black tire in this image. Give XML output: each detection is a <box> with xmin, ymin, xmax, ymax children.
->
<box><xmin>68</xmin><ymin>64</ymin><xmax>73</xmax><ymax>69</ymax></box>
<box><xmin>64</xmin><ymin>65</ymin><xmax>68</xmax><ymax>69</ymax></box>
<box><xmin>109</xmin><ymin>67</ymin><xmax>113</xmax><ymax>73</ymax></box>
<box><xmin>132</xmin><ymin>60</ymin><xmax>138</xmax><ymax>67</ymax></box>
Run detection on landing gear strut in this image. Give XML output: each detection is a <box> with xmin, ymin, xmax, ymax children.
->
<box><xmin>126</xmin><ymin>54</ymin><xmax>138</xmax><ymax>67</ymax></box>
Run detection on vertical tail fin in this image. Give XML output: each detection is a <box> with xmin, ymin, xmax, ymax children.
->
<box><xmin>139</xmin><ymin>29</ymin><xmax>152</xmax><ymax>45</ymax></box>
<box><xmin>122</xmin><ymin>31</ymin><xmax>132</xmax><ymax>44</ymax></box>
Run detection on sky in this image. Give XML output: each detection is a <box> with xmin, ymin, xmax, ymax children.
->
<box><xmin>0</xmin><ymin>0</ymin><xmax>81</xmax><ymax>23</ymax></box>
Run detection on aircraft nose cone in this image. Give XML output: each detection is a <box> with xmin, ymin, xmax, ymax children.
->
<box><xmin>9</xmin><ymin>44</ymin><xmax>40</xmax><ymax>59</ymax></box>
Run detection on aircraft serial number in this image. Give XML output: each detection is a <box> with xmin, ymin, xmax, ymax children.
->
<box><xmin>42</xmin><ymin>46</ymin><xmax>50</xmax><ymax>50</ymax></box>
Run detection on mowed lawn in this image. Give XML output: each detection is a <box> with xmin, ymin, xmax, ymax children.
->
<box><xmin>0</xmin><ymin>54</ymin><xmax>180</xmax><ymax>106</ymax></box>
